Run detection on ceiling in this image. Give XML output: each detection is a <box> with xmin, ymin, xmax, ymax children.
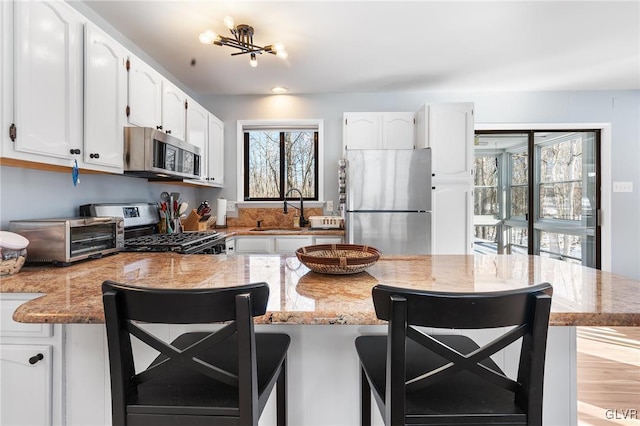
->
<box><xmin>82</xmin><ymin>1</ymin><xmax>640</xmax><ymax>97</ymax></box>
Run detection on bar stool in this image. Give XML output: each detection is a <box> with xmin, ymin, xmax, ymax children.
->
<box><xmin>102</xmin><ymin>281</ymin><xmax>290</xmax><ymax>426</ymax></box>
<box><xmin>355</xmin><ymin>283</ymin><xmax>553</xmax><ymax>426</ymax></box>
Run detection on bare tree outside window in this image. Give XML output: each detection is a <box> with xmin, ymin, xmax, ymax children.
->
<box><xmin>244</xmin><ymin>130</ymin><xmax>318</xmax><ymax>200</ymax></box>
<box><xmin>474</xmin><ymin>130</ymin><xmax>599</xmax><ymax>268</ymax></box>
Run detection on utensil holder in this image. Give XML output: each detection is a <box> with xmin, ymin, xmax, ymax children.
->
<box><xmin>182</xmin><ymin>209</ymin><xmax>209</xmax><ymax>231</ymax></box>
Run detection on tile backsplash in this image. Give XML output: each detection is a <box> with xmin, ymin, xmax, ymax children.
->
<box><xmin>226</xmin><ymin>207</ymin><xmax>324</xmax><ymax>227</ymax></box>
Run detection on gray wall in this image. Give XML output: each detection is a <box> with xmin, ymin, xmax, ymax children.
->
<box><xmin>198</xmin><ymin>89</ymin><xmax>640</xmax><ymax>279</ymax></box>
<box><xmin>0</xmin><ymin>167</ymin><xmax>202</xmax><ymax>226</ymax></box>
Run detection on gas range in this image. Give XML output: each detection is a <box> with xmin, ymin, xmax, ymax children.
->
<box><xmin>80</xmin><ymin>203</ymin><xmax>226</xmax><ymax>255</ymax></box>
<box><xmin>124</xmin><ymin>231</ymin><xmax>225</xmax><ymax>254</ymax></box>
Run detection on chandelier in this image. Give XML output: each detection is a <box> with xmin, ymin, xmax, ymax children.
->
<box><xmin>199</xmin><ymin>16</ymin><xmax>288</xmax><ymax>67</ymax></box>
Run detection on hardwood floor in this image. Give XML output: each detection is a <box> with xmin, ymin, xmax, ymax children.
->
<box><xmin>577</xmin><ymin>327</ymin><xmax>640</xmax><ymax>425</ymax></box>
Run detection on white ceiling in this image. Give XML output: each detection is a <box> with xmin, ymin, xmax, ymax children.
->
<box><xmin>82</xmin><ymin>1</ymin><xmax>640</xmax><ymax>96</ymax></box>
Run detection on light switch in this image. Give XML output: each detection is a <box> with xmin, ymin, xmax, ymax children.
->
<box><xmin>326</xmin><ymin>200</ymin><xmax>334</xmax><ymax>213</ymax></box>
<box><xmin>613</xmin><ymin>182</ymin><xmax>633</xmax><ymax>193</ymax></box>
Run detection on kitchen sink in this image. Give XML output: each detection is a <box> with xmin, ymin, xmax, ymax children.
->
<box><xmin>250</xmin><ymin>227</ymin><xmax>304</xmax><ymax>233</ymax></box>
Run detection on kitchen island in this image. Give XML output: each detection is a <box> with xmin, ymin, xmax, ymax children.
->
<box><xmin>2</xmin><ymin>253</ymin><xmax>639</xmax><ymax>425</ymax></box>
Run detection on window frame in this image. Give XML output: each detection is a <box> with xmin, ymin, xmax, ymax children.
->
<box><xmin>475</xmin><ymin>128</ymin><xmax>602</xmax><ymax>268</ymax></box>
<box><xmin>236</xmin><ymin>119</ymin><xmax>325</xmax><ymax>204</ymax></box>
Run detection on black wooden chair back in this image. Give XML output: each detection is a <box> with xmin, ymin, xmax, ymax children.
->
<box><xmin>102</xmin><ymin>280</ymin><xmax>289</xmax><ymax>426</ymax></box>
<box><xmin>356</xmin><ymin>282</ymin><xmax>553</xmax><ymax>426</ymax></box>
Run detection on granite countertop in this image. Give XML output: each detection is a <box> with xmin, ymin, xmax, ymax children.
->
<box><xmin>2</xmin><ymin>253</ymin><xmax>639</xmax><ymax>326</ymax></box>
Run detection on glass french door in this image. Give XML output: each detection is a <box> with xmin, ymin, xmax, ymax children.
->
<box><xmin>474</xmin><ymin>130</ymin><xmax>601</xmax><ymax>268</ymax></box>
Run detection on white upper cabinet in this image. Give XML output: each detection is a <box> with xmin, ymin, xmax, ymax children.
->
<box><xmin>10</xmin><ymin>0</ymin><xmax>84</xmax><ymax>165</ymax></box>
<box><xmin>343</xmin><ymin>113</ymin><xmax>381</xmax><ymax>150</ymax></box>
<box><xmin>415</xmin><ymin>103</ymin><xmax>474</xmax><ymax>183</ymax></box>
<box><xmin>382</xmin><ymin>113</ymin><xmax>415</xmax><ymax>149</ymax></box>
<box><xmin>1</xmin><ymin>2</ymin><xmax>9</xmax><ymax>150</ymax></box>
<box><xmin>161</xmin><ymin>80</ymin><xmax>187</xmax><ymax>141</ymax></box>
<box><xmin>343</xmin><ymin>112</ymin><xmax>414</xmax><ymax>150</ymax></box>
<box><xmin>127</xmin><ymin>54</ymin><xmax>162</xmax><ymax>129</ymax></box>
<box><xmin>207</xmin><ymin>114</ymin><xmax>224</xmax><ymax>187</ymax></box>
<box><xmin>84</xmin><ymin>22</ymin><xmax>128</xmax><ymax>172</ymax></box>
<box><xmin>185</xmin><ymin>97</ymin><xmax>208</xmax><ymax>178</ymax></box>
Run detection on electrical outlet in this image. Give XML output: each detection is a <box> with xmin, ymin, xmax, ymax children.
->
<box><xmin>227</xmin><ymin>201</ymin><xmax>236</xmax><ymax>211</ymax></box>
<box><xmin>326</xmin><ymin>200</ymin><xmax>334</xmax><ymax>213</ymax></box>
<box><xmin>613</xmin><ymin>181</ymin><xmax>633</xmax><ymax>193</ymax></box>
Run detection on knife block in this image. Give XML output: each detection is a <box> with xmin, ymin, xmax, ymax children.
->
<box><xmin>182</xmin><ymin>209</ymin><xmax>209</xmax><ymax>232</ymax></box>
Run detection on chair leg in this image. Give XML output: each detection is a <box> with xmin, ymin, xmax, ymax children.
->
<box><xmin>277</xmin><ymin>359</ymin><xmax>287</xmax><ymax>426</ymax></box>
<box><xmin>360</xmin><ymin>366</ymin><xmax>371</xmax><ymax>426</ymax></box>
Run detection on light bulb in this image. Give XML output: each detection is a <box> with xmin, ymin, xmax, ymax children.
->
<box><xmin>273</xmin><ymin>42</ymin><xmax>285</xmax><ymax>52</ymax></box>
<box><xmin>250</xmin><ymin>53</ymin><xmax>258</xmax><ymax>67</ymax></box>
<box><xmin>199</xmin><ymin>30</ymin><xmax>217</xmax><ymax>44</ymax></box>
<box><xmin>276</xmin><ymin>49</ymin><xmax>288</xmax><ymax>59</ymax></box>
<box><xmin>223</xmin><ymin>16</ymin><xmax>235</xmax><ymax>30</ymax></box>
<box><xmin>271</xmin><ymin>86</ymin><xmax>288</xmax><ymax>94</ymax></box>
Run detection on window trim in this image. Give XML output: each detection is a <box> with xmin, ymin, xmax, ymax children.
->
<box><xmin>236</xmin><ymin>119</ymin><xmax>325</xmax><ymax>205</ymax></box>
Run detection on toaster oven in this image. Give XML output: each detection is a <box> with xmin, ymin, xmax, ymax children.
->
<box><xmin>9</xmin><ymin>217</ymin><xmax>124</xmax><ymax>266</ymax></box>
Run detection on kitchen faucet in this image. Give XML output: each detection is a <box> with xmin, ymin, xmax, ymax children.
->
<box><xmin>283</xmin><ymin>188</ymin><xmax>309</xmax><ymax>227</ymax></box>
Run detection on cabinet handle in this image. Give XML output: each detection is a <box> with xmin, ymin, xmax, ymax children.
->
<box><xmin>156</xmin><ymin>125</ymin><xmax>163</xmax><ymax>130</ymax></box>
<box><xmin>69</xmin><ymin>149</ymin><xmax>81</xmax><ymax>155</ymax></box>
<box><xmin>29</xmin><ymin>353</ymin><xmax>44</xmax><ymax>365</ymax></box>
<box><xmin>90</xmin><ymin>153</ymin><xmax>100</xmax><ymax>159</ymax></box>
<box><xmin>166</xmin><ymin>130</ymin><xmax>172</xmax><ymax>134</ymax></box>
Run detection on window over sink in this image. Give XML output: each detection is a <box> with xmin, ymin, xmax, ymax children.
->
<box><xmin>237</xmin><ymin>120</ymin><xmax>324</xmax><ymax>202</ymax></box>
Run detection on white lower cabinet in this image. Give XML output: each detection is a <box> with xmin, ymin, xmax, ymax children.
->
<box><xmin>229</xmin><ymin>235</ymin><xmax>344</xmax><ymax>255</ymax></box>
<box><xmin>0</xmin><ymin>294</ymin><xmax>63</xmax><ymax>426</ymax></box>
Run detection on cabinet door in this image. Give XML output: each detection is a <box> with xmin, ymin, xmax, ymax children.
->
<box><xmin>343</xmin><ymin>113</ymin><xmax>381</xmax><ymax>150</ymax></box>
<box><xmin>234</xmin><ymin>237</ymin><xmax>272</xmax><ymax>254</ymax></box>
<box><xmin>382</xmin><ymin>112</ymin><xmax>414</xmax><ymax>149</ymax></box>
<box><xmin>428</xmin><ymin>103</ymin><xmax>474</xmax><ymax>183</ymax></box>
<box><xmin>161</xmin><ymin>81</ymin><xmax>186</xmax><ymax>141</ymax></box>
<box><xmin>208</xmin><ymin>114</ymin><xmax>224</xmax><ymax>186</ymax></box>
<box><xmin>275</xmin><ymin>237</ymin><xmax>313</xmax><ymax>254</ymax></box>
<box><xmin>84</xmin><ymin>22</ymin><xmax>127</xmax><ymax>172</ymax></box>
<box><xmin>127</xmin><ymin>55</ymin><xmax>162</xmax><ymax>128</ymax></box>
<box><xmin>0</xmin><ymin>344</ymin><xmax>53</xmax><ymax>425</ymax></box>
<box><xmin>13</xmin><ymin>1</ymin><xmax>83</xmax><ymax>161</ymax></box>
<box><xmin>185</xmin><ymin>99</ymin><xmax>208</xmax><ymax>178</ymax></box>
<box><xmin>1</xmin><ymin>1</ymin><xmax>11</xmax><ymax>154</ymax></box>
<box><xmin>432</xmin><ymin>184</ymin><xmax>473</xmax><ymax>255</ymax></box>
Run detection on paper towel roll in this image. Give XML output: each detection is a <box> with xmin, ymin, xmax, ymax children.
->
<box><xmin>216</xmin><ymin>199</ymin><xmax>227</xmax><ymax>226</ymax></box>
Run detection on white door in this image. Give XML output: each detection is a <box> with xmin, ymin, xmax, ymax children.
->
<box><xmin>127</xmin><ymin>55</ymin><xmax>162</xmax><ymax>129</ymax></box>
<box><xmin>161</xmin><ymin>81</ymin><xmax>186</xmax><ymax>140</ymax></box>
<box><xmin>0</xmin><ymin>345</ymin><xmax>53</xmax><ymax>425</ymax></box>
<box><xmin>13</xmin><ymin>1</ymin><xmax>83</xmax><ymax>161</ymax></box>
<box><xmin>84</xmin><ymin>22</ymin><xmax>128</xmax><ymax>172</ymax></box>
<box><xmin>428</xmin><ymin>103</ymin><xmax>474</xmax><ymax>183</ymax></box>
<box><xmin>432</xmin><ymin>184</ymin><xmax>473</xmax><ymax>254</ymax></box>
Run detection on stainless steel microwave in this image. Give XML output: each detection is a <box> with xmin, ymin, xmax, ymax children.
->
<box><xmin>9</xmin><ymin>217</ymin><xmax>124</xmax><ymax>266</ymax></box>
<box><xmin>123</xmin><ymin>127</ymin><xmax>201</xmax><ymax>180</ymax></box>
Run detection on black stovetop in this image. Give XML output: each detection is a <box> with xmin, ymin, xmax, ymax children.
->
<box><xmin>124</xmin><ymin>231</ymin><xmax>225</xmax><ymax>254</ymax></box>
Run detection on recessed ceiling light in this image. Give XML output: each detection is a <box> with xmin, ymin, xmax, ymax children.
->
<box><xmin>271</xmin><ymin>87</ymin><xmax>288</xmax><ymax>94</ymax></box>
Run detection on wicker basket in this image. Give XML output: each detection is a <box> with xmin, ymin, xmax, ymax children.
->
<box><xmin>295</xmin><ymin>244</ymin><xmax>380</xmax><ymax>275</ymax></box>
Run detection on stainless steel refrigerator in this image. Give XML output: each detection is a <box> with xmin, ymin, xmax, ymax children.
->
<box><xmin>345</xmin><ymin>148</ymin><xmax>431</xmax><ymax>254</ymax></box>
